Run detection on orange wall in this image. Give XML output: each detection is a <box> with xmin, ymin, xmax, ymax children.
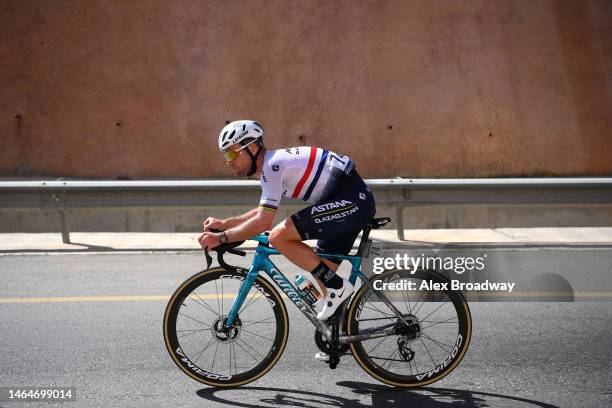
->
<box><xmin>1</xmin><ymin>0</ymin><xmax>611</xmax><ymax>179</ymax></box>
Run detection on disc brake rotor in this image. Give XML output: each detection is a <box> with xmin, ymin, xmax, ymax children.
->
<box><xmin>212</xmin><ymin>315</ymin><xmax>241</xmax><ymax>342</ymax></box>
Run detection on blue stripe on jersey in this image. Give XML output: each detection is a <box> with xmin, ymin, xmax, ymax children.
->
<box><xmin>344</xmin><ymin>158</ymin><xmax>355</xmax><ymax>174</ymax></box>
<box><xmin>303</xmin><ymin>149</ymin><xmax>329</xmax><ymax>201</ymax></box>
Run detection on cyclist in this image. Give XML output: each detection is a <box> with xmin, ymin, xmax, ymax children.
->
<box><xmin>198</xmin><ymin>120</ymin><xmax>376</xmax><ymax>322</ymax></box>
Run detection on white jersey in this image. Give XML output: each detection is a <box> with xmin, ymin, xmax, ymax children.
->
<box><xmin>258</xmin><ymin>146</ymin><xmax>355</xmax><ymax>212</ymax></box>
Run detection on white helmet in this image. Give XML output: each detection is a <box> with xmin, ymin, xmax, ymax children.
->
<box><xmin>218</xmin><ymin>120</ymin><xmax>264</xmax><ymax>152</ymax></box>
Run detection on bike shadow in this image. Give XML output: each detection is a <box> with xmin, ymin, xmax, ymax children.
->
<box><xmin>196</xmin><ymin>381</ymin><xmax>559</xmax><ymax>408</ymax></box>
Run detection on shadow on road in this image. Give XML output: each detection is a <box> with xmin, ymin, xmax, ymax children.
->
<box><xmin>196</xmin><ymin>381</ymin><xmax>559</xmax><ymax>408</ymax></box>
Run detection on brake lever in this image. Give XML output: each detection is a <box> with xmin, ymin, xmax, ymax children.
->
<box><xmin>204</xmin><ymin>248</ymin><xmax>213</xmax><ymax>270</ymax></box>
<box><xmin>203</xmin><ymin>228</ymin><xmax>221</xmax><ymax>269</ymax></box>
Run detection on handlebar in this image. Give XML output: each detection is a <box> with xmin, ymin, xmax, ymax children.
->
<box><xmin>203</xmin><ymin>229</ymin><xmax>247</xmax><ymax>270</ymax></box>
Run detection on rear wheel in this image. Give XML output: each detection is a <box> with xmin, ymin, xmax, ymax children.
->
<box><xmin>347</xmin><ymin>269</ymin><xmax>471</xmax><ymax>387</ymax></box>
<box><xmin>163</xmin><ymin>267</ymin><xmax>289</xmax><ymax>387</ymax></box>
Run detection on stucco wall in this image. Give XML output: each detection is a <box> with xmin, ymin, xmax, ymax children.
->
<box><xmin>1</xmin><ymin>0</ymin><xmax>611</xmax><ymax>179</ymax></box>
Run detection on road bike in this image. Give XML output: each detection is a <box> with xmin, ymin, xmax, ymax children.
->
<box><xmin>163</xmin><ymin>217</ymin><xmax>472</xmax><ymax>387</ymax></box>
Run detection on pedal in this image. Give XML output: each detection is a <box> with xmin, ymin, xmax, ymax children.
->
<box><xmin>329</xmin><ymin>354</ymin><xmax>340</xmax><ymax>369</ymax></box>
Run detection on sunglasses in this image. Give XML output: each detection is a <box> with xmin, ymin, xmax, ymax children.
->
<box><xmin>222</xmin><ymin>140</ymin><xmax>258</xmax><ymax>161</ymax></box>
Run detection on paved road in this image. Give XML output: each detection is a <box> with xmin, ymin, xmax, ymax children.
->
<box><xmin>1</xmin><ymin>252</ymin><xmax>610</xmax><ymax>408</ymax></box>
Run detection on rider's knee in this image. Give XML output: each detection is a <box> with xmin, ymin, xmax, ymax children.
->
<box><xmin>269</xmin><ymin>218</ymin><xmax>296</xmax><ymax>247</ymax></box>
<box><xmin>268</xmin><ymin>226</ymin><xmax>285</xmax><ymax>247</ymax></box>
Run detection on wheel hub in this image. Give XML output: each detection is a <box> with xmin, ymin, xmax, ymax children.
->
<box><xmin>211</xmin><ymin>315</ymin><xmax>241</xmax><ymax>342</ymax></box>
<box><xmin>395</xmin><ymin>314</ymin><xmax>421</xmax><ymax>341</ymax></box>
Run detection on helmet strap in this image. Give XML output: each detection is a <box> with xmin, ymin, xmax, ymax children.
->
<box><xmin>245</xmin><ymin>142</ymin><xmax>263</xmax><ymax>177</ymax></box>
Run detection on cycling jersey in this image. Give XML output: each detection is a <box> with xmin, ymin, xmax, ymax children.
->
<box><xmin>257</xmin><ymin>146</ymin><xmax>375</xmax><ymax>262</ymax></box>
<box><xmin>258</xmin><ymin>147</ymin><xmax>355</xmax><ymax>212</ymax></box>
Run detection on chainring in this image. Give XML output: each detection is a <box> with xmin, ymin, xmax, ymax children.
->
<box><xmin>314</xmin><ymin>329</ymin><xmax>350</xmax><ymax>355</ymax></box>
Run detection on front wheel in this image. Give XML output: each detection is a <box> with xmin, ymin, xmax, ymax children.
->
<box><xmin>163</xmin><ymin>267</ymin><xmax>289</xmax><ymax>387</ymax></box>
<box><xmin>347</xmin><ymin>269</ymin><xmax>472</xmax><ymax>387</ymax></box>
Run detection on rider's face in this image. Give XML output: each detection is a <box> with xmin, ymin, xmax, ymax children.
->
<box><xmin>225</xmin><ymin>143</ymin><xmax>251</xmax><ymax>177</ymax></box>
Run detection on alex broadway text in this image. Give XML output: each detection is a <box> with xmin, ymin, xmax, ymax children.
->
<box><xmin>373</xmin><ymin>279</ymin><xmax>516</xmax><ymax>293</ymax></box>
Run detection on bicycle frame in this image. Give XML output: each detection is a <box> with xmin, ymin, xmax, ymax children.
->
<box><xmin>224</xmin><ymin>233</ymin><xmax>409</xmax><ymax>343</ymax></box>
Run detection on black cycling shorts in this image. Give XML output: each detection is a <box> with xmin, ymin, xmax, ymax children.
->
<box><xmin>291</xmin><ymin>170</ymin><xmax>376</xmax><ymax>264</ymax></box>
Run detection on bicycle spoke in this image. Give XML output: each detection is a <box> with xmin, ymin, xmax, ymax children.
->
<box><xmin>240</xmin><ymin>327</ymin><xmax>273</xmax><ymax>342</ymax></box>
<box><xmin>419</xmin><ymin>337</ymin><xmax>437</xmax><ymax>367</ymax></box>
<box><xmin>233</xmin><ymin>339</ymin><xmax>258</xmax><ymax>363</ymax></box>
<box><xmin>189</xmin><ymin>292</ymin><xmax>221</xmax><ymax>317</ymax></box>
<box><xmin>410</xmin><ymin>290</ymin><xmax>427</xmax><ymax>316</ymax></box>
<box><xmin>193</xmin><ymin>336</ymin><xmax>216</xmax><ymax>363</ymax></box>
<box><xmin>221</xmin><ymin>278</ymin><xmax>224</xmax><ymax>316</ymax></box>
<box><xmin>400</xmin><ymin>287</ymin><xmax>412</xmax><ymax>314</ymax></box>
<box><xmin>211</xmin><ymin>341</ymin><xmax>219</xmax><ymax>371</ymax></box>
<box><xmin>382</xmin><ymin>348</ymin><xmax>400</xmax><ymax>370</ymax></box>
<box><xmin>178</xmin><ymin>311</ymin><xmax>213</xmax><ymax>327</ymax></box>
<box><xmin>177</xmin><ymin>327</ymin><xmax>210</xmax><ymax>339</ymax></box>
<box><xmin>366</xmin><ymin>335</ymin><xmax>391</xmax><ymax>355</ymax></box>
<box><xmin>238</xmin><ymin>291</ymin><xmax>259</xmax><ymax>313</ymax></box>
<box><xmin>228</xmin><ymin>341</ymin><xmax>232</xmax><ymax>376</ymax></box>
<box><xmin>387</xmin><ymin>348</ymin><xmax>401</xmax><ymax>371</ymax></box>
<box><xmin>421</xmin><ymin>316</ymin><xmax>458</xmax><ymax>330</ymax></box>
<box><xmin>177</xmin><ymin>326</ymin><xmax>211</xmax><ymax>332</ymax></box>
<box><xmin>370</xmin><ymin>355</ymin><xmax>406</xmax><ymax>363</ymax></box>
<box><xmin>241</xmin><ymin>316</ymin><xmax>276</xmax><ymax>327</ymax></box>
<box><xmin>241</xmin><ymin>316</ymin><xmax>275</xmax><ymax>323</ymax></box>
<box><xmin>232</xmin><ymin>342</ymin><xmax>238</xmax><ymax>375</ymax></box>
<box><xmin>215</xmin><ymin>280</ymin><xmax>221</xmax><ymax>315</ymax></box>
<box><xmin>239</xmin><ymin>291</ymin><xmax>265</xmax><ymax>314</ymax></box>
<box><xmin>362</xmin><ymin>302</ymin><xmax>395</xmax><ymax>319</ymax></box>
<box><xmin>236</xmin><ymin>337</ymin><xmax>266</xmax><ymax>360</ymax></box>
<box><xmin>419</xmin><ymin>300</ymin><xmax>451</xmax><ymax>323</ymax></box>
<box><xmin>421</xmin><ymin>332</ymin><xmax>453</xmax><ymax>354</ymax></box>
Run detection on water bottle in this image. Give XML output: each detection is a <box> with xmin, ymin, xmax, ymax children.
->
<box><xmin>294</xmin><ymin>275</ymin><xmax>322</xmax><ymax>306</ymax></box>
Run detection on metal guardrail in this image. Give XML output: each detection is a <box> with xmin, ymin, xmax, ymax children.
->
<box><xmin>1</xmin><ymin>178</ymin><xmax>612</xmax><ymax>243</ymax></box>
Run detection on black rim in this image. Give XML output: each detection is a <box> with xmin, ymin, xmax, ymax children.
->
<box><xmin>164</xmin><ymin>268</ymin><xmax>288</xmax><ymax>385</ymax></box>
<box><xmin>349</xmin><ymin>269</ymin><xmax>471</xmax><ymax>385</ymax></box>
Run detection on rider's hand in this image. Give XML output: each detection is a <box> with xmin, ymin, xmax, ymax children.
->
<box><xmin>203</xmin><ymin>217</ymin><xmax>225</xmax><ymax>232</ymax></box>
<box><xmin>198</xmin><ymin>231</ymin><xmax>221</xmax><ymax>250</ymax></box>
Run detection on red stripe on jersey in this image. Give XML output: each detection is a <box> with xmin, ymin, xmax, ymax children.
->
<box><xmin>291</xmin><ymin>147</ymin><xmax>317</xmax><ymax>198</ymax></box>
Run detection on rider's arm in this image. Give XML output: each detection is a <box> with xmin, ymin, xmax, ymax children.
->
<box><xmin>221</xmin><ymin>208</ymin><xmax>259</xmax><ymax>229</ymax></box>
<box><xmin>224</xmin><ymin>208</ymin><xmax>275</xmax><ymax>242</ymax></box>
<box><xmin>223</xmin><ymin>152</ymin><xmax>281</xmax><ymax>242</ymax></box>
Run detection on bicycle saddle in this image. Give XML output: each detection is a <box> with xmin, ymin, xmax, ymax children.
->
<box><xmin>365</xmin><ymin>217</ymin><xmax>391</xmax><ymax>230</ymax></box>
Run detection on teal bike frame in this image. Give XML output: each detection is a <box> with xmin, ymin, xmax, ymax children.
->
<box><xmin>223</xmin><ymin>233</ymin><xmax>408</xmax><ymax>343</ymax></box>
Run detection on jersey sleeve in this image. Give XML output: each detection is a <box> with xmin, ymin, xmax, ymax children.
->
<box><xmin>259</xmin><ymin>159</ymin><xmax>283</xmax><ymax>212</ymax></box>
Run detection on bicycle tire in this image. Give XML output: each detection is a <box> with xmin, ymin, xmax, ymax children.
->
<box><xmin>347</xmin><ymin>269</ymin><xmax>472</xmax><ymax>387</ymax></box>
<box><xmin>163</xmin><ymin>266</ymin><xmax>289</xmax><ymax>387</ymax></box>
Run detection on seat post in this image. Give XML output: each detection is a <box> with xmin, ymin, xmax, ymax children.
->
<box><xmin>356</xmin><ymin>227</ymin><xmax>372</xmax><ymax>257</ymax></box>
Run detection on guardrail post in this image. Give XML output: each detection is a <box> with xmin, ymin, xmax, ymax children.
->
<box><xmin>59</xmin><ymin>211</ymin><xmax>70</xmax><ymax>243</ymax></box>
<box><xmin>395</xmin><ymin>206</ymin><xmax>405</xmax><ymax>241</ymax></box>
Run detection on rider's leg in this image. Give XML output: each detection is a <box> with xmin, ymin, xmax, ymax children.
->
<box><xmin>268</xmin><ymin>217</ymin><xmax>338</xmax><ymax>296</ymax></box>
